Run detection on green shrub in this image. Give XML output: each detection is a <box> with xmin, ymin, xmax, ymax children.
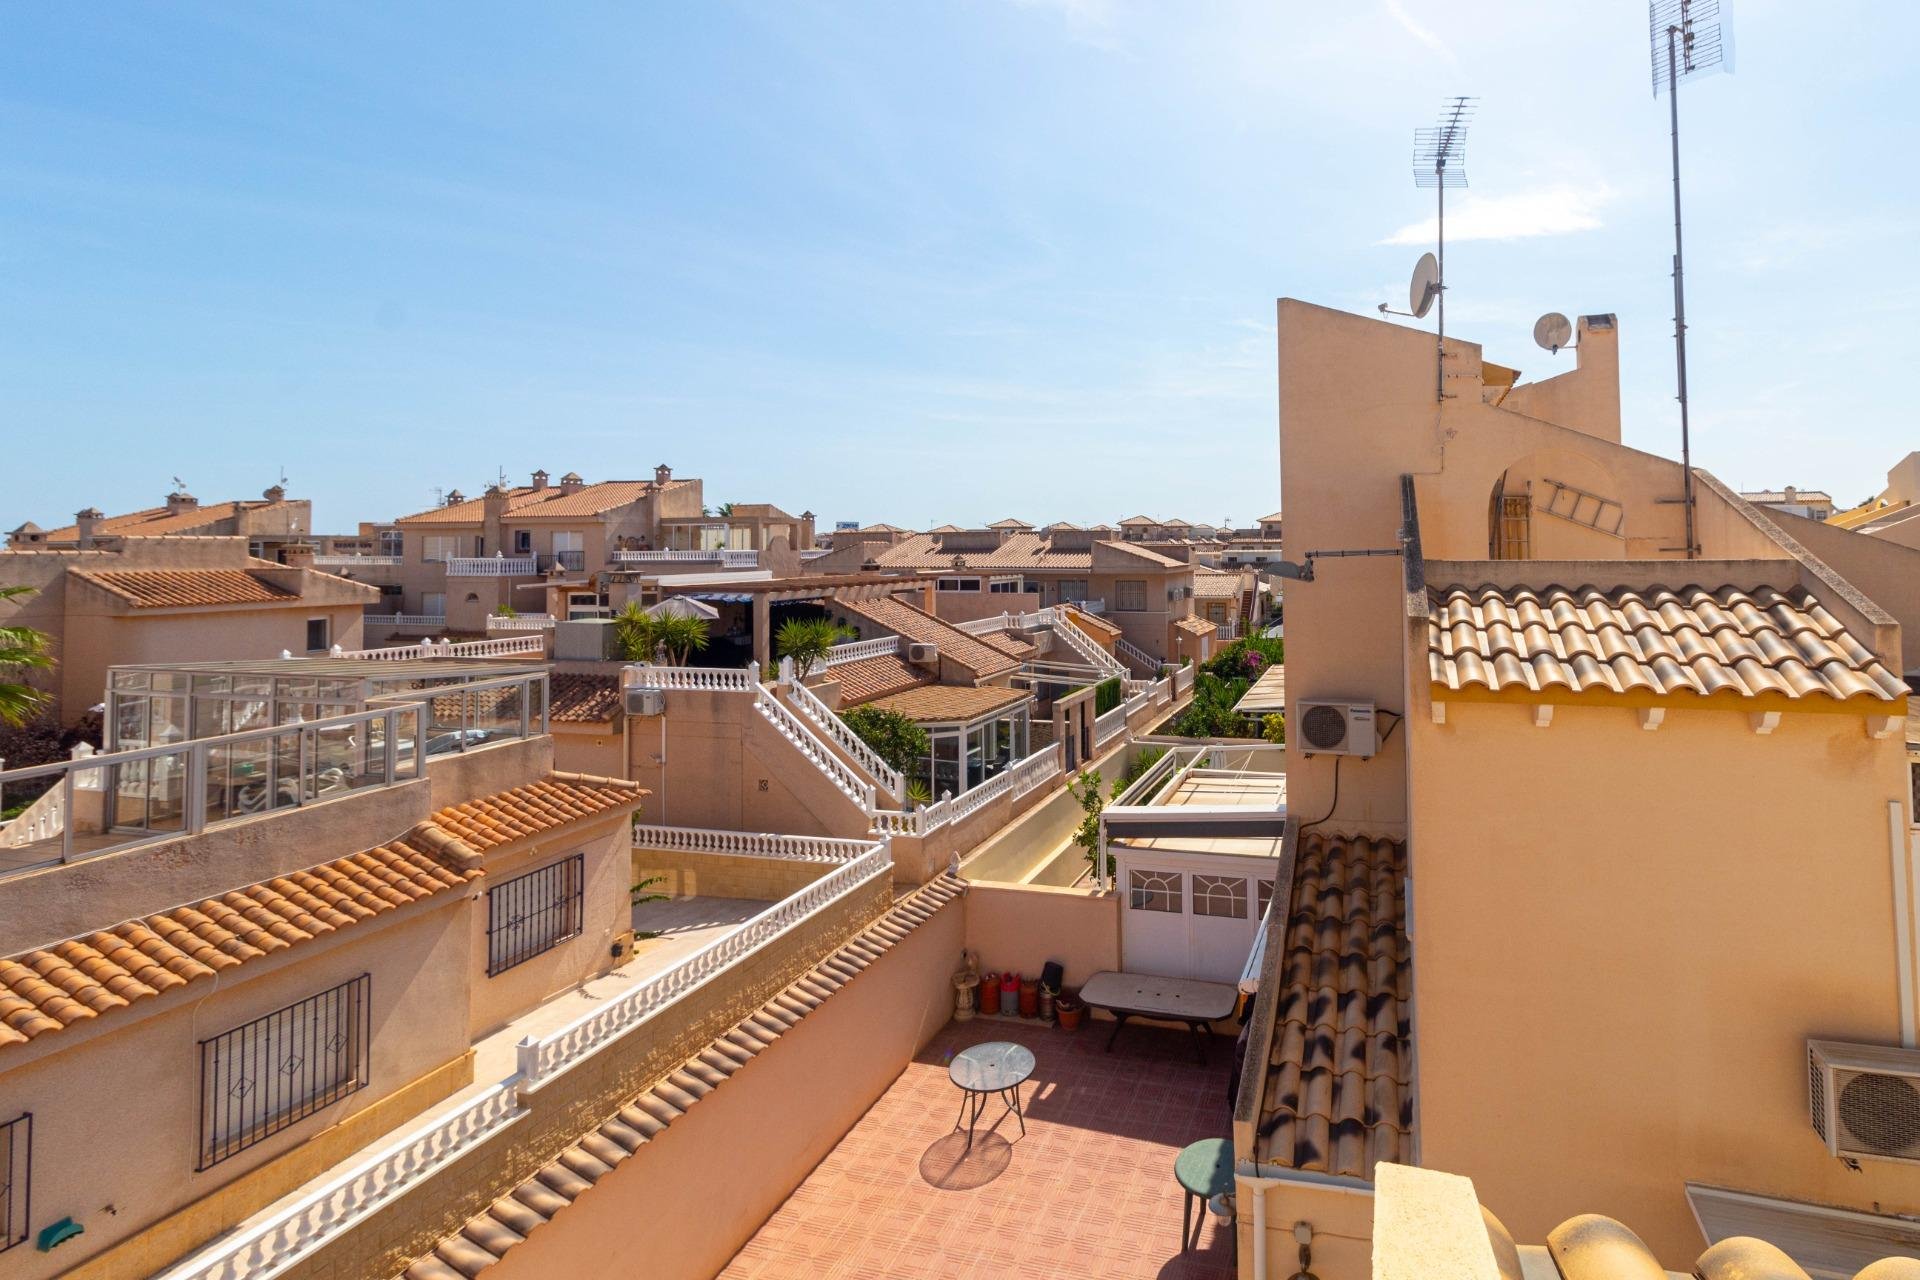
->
<box><xmin>1112</xmin><ymin>745</ymin><xmax>1167</xmax><ymax>798</ymax></box>
<box><xmin>1262</xmin><ymin>712</ymin><xmax>1286</xmax><ymax>744</ymax></box>
<box><xmin>1068</xmin><ymin>769</ymin><xmax>1110</xmax><ymax>880</ymax></box>
<box><xmin>1093</xmin><ymin>676</ymin><xmax>1124</xmax><ymax>715</ymax></box>
<box><xmin>841</xmin><ymin>705</ymin><xmax>932</xmax><ymax>773</ymax></box>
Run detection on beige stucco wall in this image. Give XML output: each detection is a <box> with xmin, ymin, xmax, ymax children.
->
<box><xmin>468</xmin><ymin>814</ymin><xmax>633</xmax><ymax>1042</ymax></box>
<box><xmin>471</xmin><ymin>888</ymin><xmax>964</xmax><ymax>1280</ymax></box>
<box><xmin>1773</xmin><ymin>509</ymin><xmax>1920</xmax><ymax>674</ymax></box>
<box><xmin>629</xmin><ymin>846</ymin><xmax>827</xmax><ymax>901</ymax></box>
<box><xmin>548</xmin><ymin>720</ymin><xmax>625</xmax><ymax>779</ymax></box>
<box><xmin>964</xmin><ymin>881</ymin><xmax>1119</xmax><ymax>991</ymax></box>
<box><xmin>1240</xmin><ymin>1180</ymin><xmax>1375</xmax><ymax>1280</ymax></box>
<box><xmin>1406</xmin><ymin>697</ymin><xmax>1920</xmax><ymax>1264</ymax></box>
<box><xmin>3</xmin><ymin>896</ymin><xmax>472</xmax><ymax>1280</ymax></box>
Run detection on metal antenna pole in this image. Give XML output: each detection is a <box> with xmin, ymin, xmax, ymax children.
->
<box><xmin>1413</xmin><ymin>97</ymin><xmax>1475</xmax><ymax>404</ymax></box>
<box><xmin>1436</xmin><ymin>160</ymin><xmax>1446</xmax><ymax>402</ymax></box>
<box><xmin>1668</xmin><ymin>24</ymin><xmax>1697</xmax><ymax>558</ymax></box>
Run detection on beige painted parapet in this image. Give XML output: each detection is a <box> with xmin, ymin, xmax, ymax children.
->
<box><xmin>964</xmin><ymin>880</ymin><xmax>1118</xmax><ymax>990</ymax></box>
<box><xmin>1369</xmin><ymin>1163</ymin><xmax>1493</xmax><ymax>1280</ymax></box>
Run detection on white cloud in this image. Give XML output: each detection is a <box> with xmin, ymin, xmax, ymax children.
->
<box><xmin>1383</xmin><ymin>0</ymin><xmax>1457</xmax><ymax>65</ymax></box>
<box><xmin>1379</xmin><ymin>184</ymin><xmax>1614</xmax><ymax>245</ymax></box>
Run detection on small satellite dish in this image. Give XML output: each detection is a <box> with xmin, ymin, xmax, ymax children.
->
<box><xmin>1409</xmin><ymin>254</ymin><xmax>1440</xmax><ymax>319</ymax></box>
<box><xmin>1533</xmin><ymin>312</ymin><xmax>1573</xmax><ymax>353</ymax></box>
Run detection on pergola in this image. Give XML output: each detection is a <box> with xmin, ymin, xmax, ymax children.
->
<box><xmin>657</xmin><ymin>573</ymin><xmax>940</xmax><ymax>669</ymax></box>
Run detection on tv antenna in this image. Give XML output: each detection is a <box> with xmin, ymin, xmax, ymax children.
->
<box><xmin>1533</xmin><ymin>312</ymin><xmax>1573</xmax><ymax>354</ymax></box>
<box><xmin>1413</xmin><ymin>96</ymin><xmax>1476</xmax><ymax>402</ymax></box>
<box><xmin>1650</xmin><ymin>0</ymin><xmax>1731</xmax><ymax>559</ymax></box>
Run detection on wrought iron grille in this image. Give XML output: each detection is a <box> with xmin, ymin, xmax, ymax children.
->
<box><xmin>197</xmin><ymin>974</ymin><xmax>371</xmax><ymax>1170</ymax></box>
<box><xmin>1</xmin><ymin>1113</ymin><xmax>29</xmax><ymax>1254</ymax></box>
<box><xmin>487</xmin><ymin>853</ymin><xmax>585</xmax><ymax>976</ymax></box>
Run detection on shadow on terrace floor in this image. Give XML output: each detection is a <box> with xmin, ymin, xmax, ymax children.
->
<box><xmin>720</xmin><ymin>1017</ymin><xmax>1236</xmax><ymax>1280</ymax></box>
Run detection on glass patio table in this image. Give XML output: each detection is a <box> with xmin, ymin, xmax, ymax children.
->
<box><xmin>948</xmin><ymin>1041</ymin><xmax>1034</xmax><ymax>1153</ymax></box>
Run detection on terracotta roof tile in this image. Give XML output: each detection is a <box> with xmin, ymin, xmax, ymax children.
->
<box><xmin>39</xmin><ymin>498</ymin><xmax>297</xmax><ymax>542</ymax></box>
<box><xmin>861</xmin><ymin>683</ymin><xmax>1031</xmax><ymax>723</ymax></box>
<box><xmin>830</xmin><ymin>655</ymin><xmax>933</xmax><ymax>705</ymax></box>
<box><xmin>429</xmin><ymin>773</ymin><xmax>646</xmax><ymax>853</ymax></box>
<box><xmin>868</xmin><ymin>531</ymin><xmax>1095</xmax><ymax>572</ymax></box>
<box><xmin>1194</xmin><ymin>570</ymin><xmax>1243</xmax><ymax>599</ymax></box>
<box><xmin>548</xmin><ymin>673</ymin><xmax>620</xmax><ymax>723</ymax></box>
<box><xmin>0</xmin><ymin>837</ymin><xmax>479</xmax><ymax>1051</ymax></box>
<box><xmin>833</xmin><ymin>597</ymin><xmax>1017</xmax><ymax>679</ymax></box>
<box><xmin>69</xmin><ymin>568</ymin><xmax>303</xmax><ymax>609</ymax></box>
<box><xmin>1426</xmin><ymin>582</ymin><xmax>1908</xmax><ymax>705</ymax></box>
<box><xmin>396</xmin><ymin>481</ymin><xmax>659</xmax><ymax>525</ymax></box>
<box><xmin>1175</xmin><ymin>615</ymin><xmax>1216</xmax><ymax>636</ymax></box>
<box><xmin>1257</xmin><ymin>833</ymin><xmax>1410</xmax><ymax>1180</ymax></box>
<box><xmin>978</xmin><ymin>631</ymin><xmax>1036</xmax><ymax>660</ymax></box>
<box><xmin>402</xmin><ymin>874</ymin><xmax>966</xmax><ymax>1280</ymax></box>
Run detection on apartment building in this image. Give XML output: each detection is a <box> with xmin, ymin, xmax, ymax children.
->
<box><xmin>1227</xmin><ymin>298</ymin><xmax>1920</xmax><ymax>1277</ymax></box>
<box><xmin>0</xmin><ymin>659</ymin><xmax>647</xmax><ymax>1277</ymax></box>
<box><xmin>0</xmin><ymin>538</ymin><xmax>377</xmax><ymax>726</ymax></box>
<box><xmin>1740</xmin><ymin>484</ymin><xmax>1836</xmax><ymax>523</ymax></box>
<box><xmin>7</xmin><ymin>485</ymin><xmax>312</xmax><ymax>562</ymax></box>
<box><xmin>1826</xmin><ymin>452</ymin><xmax>1920</xmax><ymax>550</ymax></box>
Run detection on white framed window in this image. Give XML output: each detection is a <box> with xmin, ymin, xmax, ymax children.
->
<box><xmin>304</xmin><ymin>618</ymin><xmax>329</xmax><ymax>652</ymax></box>
<box><xmin>378</xmin><ymin>529</ymin><xmax>403</xmax><ymax>557</ymax></box>
<box><xmin>937</xmin><ymin>577</ymin><xmax>981</xmax><ymax>592</ymax></box>
<box><xmin>989</xmin><ymin>577</ymin><xmax>1022</xmax><ymax>594</ymax></box>
<box><xmin>422</xmin><ymin>592</ymin><xmax>446</xmax><ymax>617</ymax></box>
<box><xmin>421</xmin><ymin>535</ymin><xmax>459</xmax><ymax>563</ymax></box>
<box><xmin>1128</xmin><ymin>869</ymin><xmax>1182</xmax><ymax>913</ymax></box>
<box><xmin>1193</xmin><ymin>874</ymin><xmax>1248</xmax><ymax>919</ymax></box>
<box><xmin>1116</xmin><ymin>580</ymin><xmax>1148</xmax><ymax>612</ymax></box>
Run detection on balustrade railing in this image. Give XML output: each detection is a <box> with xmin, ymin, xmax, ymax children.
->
<box><xmin>753</xmin><ymin>685</ymin><xmax>877</xmax><ymax>812</ymax></box>
<box><xmin>341</xmin><ymin>635</ymin><xmax>543</xmax><ymax>660</ymax></box>
<box><xmin>153</xmin><ymin>1085</ymin><xmax>525</xmax><ymax>1280</ymax></box>
<box><xmin>312</xmin><ymin>554</ymin><xmax>402</xmax><ymax>568</ymax></box>
<box><xmin>611</xmin><ymin>549</ymin><xmax>758</xmax><ymax>568</ymax></box>
<box><xmin>1173</xmin><ymin>664</ymin><xmax>1195</xmax><ymax>695</ymax></box>
<box><xmin>442</xmin><ymin>556</ymin><xmax>536</xmax><ymax>577</ymax></box>
<box><xmin>1052</xmin><ymin>611</ymin><xmax>1127</xmax><ymax>677</ymax></box>
<box><xmin>380</xmin><ymin>613</ymin><xmax>448</xmax><ymax>631</ymax></box>
<box><xmin>621</xmin><ymin>663</ymin><xmax>759</xmax><ymax>692</ymax></box>
<box><xmin>1094</xmin><ymin>703</ymin><xmax>1127</xmax><ymax>747</ymax></box>
<box><xmin>631</xmin><ymin>824</ymin><xmax>878</xmax><ymax>863</ymax></box>
<box><xmin>779</xmin><ymin>664</ymin><xmax>905</xmax><ymax>802</ymax></box>
<box><xmin>1114</xmin><ymin>635</ymin><xmax>1159</xmax><ymax>674</ymax></box>
<box><xmin>867</xmin><ymin>742</ymin><xmax>1064</xmax><ymax>837</ymax></box>
<box><xmin>517</xmin><ymin>843</ymin><xmax>891</xmax><ymax>1086</ymax></box>
<box><xmin>823</xmin><ymin>635</ymin><xmax>900</xmax><ymax>667</ymax></box>
<box><xmin>486</xmin><ymin>614</ymin><xmax>556</xmax><ymax>632</ymax></box>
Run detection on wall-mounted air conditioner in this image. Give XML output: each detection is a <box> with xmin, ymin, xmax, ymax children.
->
<box><xmin>1809</xmin><ymin>1040</ymin><xmax>1920</xmax><ymax>1166</ymax></box>
<box><xmin>906</xmin><ymin>643</ymin><xmax>939</xmax><ymax>666</ymax></box>
<box><xmin>622</xmin><ymin>686</ymin><xmax>666</xmax><ymax>717</ymax></box>
<box><xmin>1296</xmin><ymin>700</ymin><xmax>1377</xmax><ymax>758</ymax></box>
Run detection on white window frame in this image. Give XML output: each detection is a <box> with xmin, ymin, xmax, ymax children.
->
<box><xmin>937</xmin><ymin>577</ymin><xmax>982</xmax><ymax>593</ymax></box>
<box><xmin>421</xmin><ymin>535</ymin><xmax>459</xmax><ymax>564</ymax></box>
<box><xmin>1193</xmin><ymin>874</ymin><xmax>1248</xmax><ymax>919</ymax></box>
<box><xmin>304</xmin><ymin>617</ymin><xmax>329</xmax><ymax>653</ymax></box>
<box><xmin>1128</xmin><ymin>868</ymin><xmax>1182</xmax><ymax>913</ymax></box>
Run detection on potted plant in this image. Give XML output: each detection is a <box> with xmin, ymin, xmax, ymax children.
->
<box><xmin>1056</xmin><ymin>991</ymin><xmax>1084</xmax><ymax>1031</ymax></box>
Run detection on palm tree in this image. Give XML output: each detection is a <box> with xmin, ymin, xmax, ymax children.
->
<box><xmin>0</xmin><ymin>586</ymin><xmax>52</xmax><ymax>727</ymax></box>
<box><xmin>716</xmin><ymin>502</ymin><xmax>736</xmax><ymax>518</ymax></box>
<box><xmin>651</xmin><ymin>614</ymin><xmax>710</xmax><ymax>665</ymax></box>
<box><xmin>611</xmin><ymin>602</ymin><xmax>657</xmax><ymax>663</ymax></box>
<box><xmin>775</xmin><ymin>617</ymin><xmax>853</xmax><ymax>680</ymax></box>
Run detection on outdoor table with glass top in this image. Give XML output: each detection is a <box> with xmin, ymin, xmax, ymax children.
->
<box><xmin>947</xmin><ymin>1041</ymin><xmax>1035</xmax><ymax>1153</ymax></box>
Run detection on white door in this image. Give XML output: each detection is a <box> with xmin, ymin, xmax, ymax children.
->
<box><xmin>1117</xmin><ymin>852</ymin><xmax>1275</xmax><ymax>982</ymax></box>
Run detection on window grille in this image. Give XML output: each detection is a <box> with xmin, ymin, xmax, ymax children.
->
<box><xmin>1</xmin><ymin>1113</ymin><xmax>29</xmax><ymax>1254</ymax></box>
<box><xmin>1116</xmin><ymin>580</ymin><xmax>1148</xmax><ymax>612</ymax></box>
<box><xmin>1194</xmin><ymin>874</ymin><xmax>1248</xmax><ymax>919</ymax></box>
<box><xmin>487</xmin><ymin>854</ymin><xmax>585</xmax><ymax>976</ymax></box>
<box><xmin>198</xmin><ymin>975</ymin><xmax>370</xmax><ymax>1170</ymax></box>
<box><xmin>1910</xmin><ymin>760</ymin><xmax>1920</xmax><ymax>824</ymax></box>
<box><xmin>1128</xmin><ymin>868</ymin><xmax>1182</xmax><ymax>913</ymax></box>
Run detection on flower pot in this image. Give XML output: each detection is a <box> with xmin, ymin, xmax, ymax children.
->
<box><xmin>1018</xmin><ymin>979</ymin><xmax>1039</xmax><ymax>1019</ymax></box>
<box><xmin>1057</xmin><ymin>1000</ymin><xmax>1083</xmax><ymax>1031</ymax></box>
<box><xmin>979</xmin><ymin>973</ymin><xmax>1002</xmax><ymax>1016</ymax></box>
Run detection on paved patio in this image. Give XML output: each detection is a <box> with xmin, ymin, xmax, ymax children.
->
<box><xmin>720</xmin><ymin>1016</ymin><xmax>1237</xmax><ymax>1280</ymax></box>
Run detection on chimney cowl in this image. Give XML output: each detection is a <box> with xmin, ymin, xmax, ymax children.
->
<box><xmin>263</xmin><ymin>484</ymin><xmax>287</xmax><ymax>502</ymax></box>
<box><xmin>653</xmin><ymin>464</ymin><xmax>672</xmax><ymax>485</ymax></box>
<box><xmin>166</xmin><ymin>490</ymin><xmax>199</xmax><ymax>512</ymax></box>
<box><xmin>446</xmin><ymin>489</ymin><xmax>466</xmax><ymax>506</ymax></box>
<box><xmin>531</xmin><ymin>469</ymin><xmax>549</xmax><ymax>491</ymax></box>
<box><xmin>560</xmin><ymin>472</ymin><xmax>585</xmax><ymax>495</ymax></box>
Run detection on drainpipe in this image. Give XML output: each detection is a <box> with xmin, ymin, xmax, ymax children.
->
<box><xmin>1235</xmin><ymin>1164</ymin><xmax>1373</xmax><ymax>1279</ymax></box>
<box><xmin>1890</xmin><ymin>799</ymin><xmax>1916</xmax><ymax>1048</ymax></box>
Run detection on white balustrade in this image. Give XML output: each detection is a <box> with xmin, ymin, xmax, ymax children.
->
<box><xmin>631</xmin><ymin>824</ymin><xmax>877</xmax><ymax>863</ymax></box>
<box><xmin>1173</xmin><ymin>664</ymin><xmax>1196</xmax><ymax>695</ymax></box>
<box><xmin>623</xmin><ymin>663</ymin><xmax>759</xmax><ymax>692</ymax></box>
<box><xmin>443</xmin><ymin>556</ymin><xmax>537</xmax><ymax>577</ymax></box>
<box><xmin>1052</xmin><ymin>611</ymin><xmax>1128</xmax><ymax>677</ymax></box>
<box><xmin>381</xmin><ymin>613</ymin><xmax>448</xmax><ymax>630</ymax></box>
<box><xmin>153</xmin><ymin>1085</ymin><xmax>525</xmax><ymax>1280</ymax></box>
<box><xmin>823</xmin><ymin>636</ymin><xmax>899</xmax><ymax>667</ymax></box>
<box><xmin>1094</xmin><ymin>703</ymin><xmax>1127</xmax><ymax>747</ymax></box>
<box><xmin>612</xmin><ymin>549</ymin><xmax>759</xmax><ymax>568</ymax></box>
<box><xmin>753</xmin><ymin>686</ymin><xmax>878</xmax><ymax>811</ymax></box>
<box><xmin>956</xmin><ymin>613</ymin><xmax>1014</xmax><ymax>636</ymax></box>
<box><xmin>486</xmin><ymin>614</ymin><xmax>556</xmax><ymax>632</ymax></box>
<box><xmin>342</xmin><ymin>635</ymin><xmax>544</xmax><ymax>661</ymax></box>
<box><xmin>312</xmin><ymin>554</ymin><xmax>402</xmax><ymax>567</ymax></box>
<box><xmin>780</xmin><ymin>674</ymin><xmax>905</xmax><ymax>801</ymax></box>
<box><xmin>518</xmin><ymin>844</ymin><xmax>891</xmax><ymax>1086</ymax></box>
<box><xmin>0</xmin><ymin>782</ymin><xmax>64</xmax><ymax>849</ymax></box>
<box><xmin>1114</xmin><ymin>635</ymin><xmax>1159</xmax><ymax>674</ymax></box>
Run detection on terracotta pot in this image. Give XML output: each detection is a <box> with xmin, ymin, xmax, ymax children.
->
<box><xmin>1018</xmin><ymin>979</ymin><xmax>1039</xmax><ymax>1019</ymax></box>
<box><xmin>1057</xmin><ymin>1001</ymin><xmax>1083</xmax><ymax>1031</ymax></box>
<box><xmin>980</xmin><ymin>973</ymin><xmax>1002</xmax><ymax>1016</ymax></box>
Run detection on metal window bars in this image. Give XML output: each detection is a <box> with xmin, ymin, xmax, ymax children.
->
<box><xmin>486</xmin><ymin>854</ymin><xmax>585</xmax><ymax>976</ymax></box>
<box><xmin>197</xmin><ymin>975</ymin><xmax>371</xmax><ymax>1171</ymax></box>
<box><xmin>0</xmin><ymin>1113</ymin><xmax>29</xmax><ymax>1253</ymax></box>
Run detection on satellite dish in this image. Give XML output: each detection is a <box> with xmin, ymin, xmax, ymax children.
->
<box><xmin>1533</xmin><ymin>312</ymin><xmax>1573</xmax><ymax>353</ymax></box>
<box><xmin>1409</xmin><ymin>253</ymin><xmax>1440</xmax><ymax>319</ymax></box>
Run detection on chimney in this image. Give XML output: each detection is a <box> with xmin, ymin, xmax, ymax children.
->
<box><xmin>75</xmin><ymin>508</ymin><xmax>104</xmax><ymax>549</ymax></box>
<box><xmin>263</xmin><ymin>484</ymin><xmax>287</xmax><ymax>502</ymax></box>
<box><xmin>800</xmin><ymin>510</ymin><xmax>817</xmax><ymax>549</ymax></box>
<box><xmin>482</xmin><ymin>484</ymin><xmax>510</xmax><ymax>554</ymax></box>
<box><xmin>559</xmin><ymin>472</ymin><xmax>585</xmax><ymax>496</ymax></box>
<box><xmin>281</xmin><ymin>541</ymin><xmax>316</xmax><ymax>569</ymax></box>
<box><xmin>445</xmin><ymin>489</ymin><xmax>466</xmax><ymax>507</ymax></box>
<box><xmin>166</xmin><ymin>489</ymin><xmax>199</xmax><ymax>515</ymax></box>
<box><xmin>1783</xmin><ymin>485</ymin><xmax>1798</xmax><ymax>503</ymax></box>
<box><xmin>531</xmin><ymin>469</ymin><xmax>549</xmax><ymax>491</ymax></box>
<box><xmin>654</xmin><ymin>464</ymin><xmax>673</xmax><ymax>486</ymax></box>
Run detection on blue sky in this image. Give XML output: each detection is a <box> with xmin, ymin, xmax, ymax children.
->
<box><xmin>3</xmin><ymin>1</ymin><xmax>1913</xmax><ymax>533</ymax></box>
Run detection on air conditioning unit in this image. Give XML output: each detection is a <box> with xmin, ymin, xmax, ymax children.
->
<box><xmin>906</xmin><ymin>643</ymin><xmax>939</xmax><ymax>666</ymax></box>
<box><xmin>1296</xmin><ymin>700</ymin><xmax>1377</xmax><ymax>758</ymax></box>
<box><xmin>1809</xmin><ymin>1040</ymin><xmax>1920</xmax><ymax>1165</ymax></box>
<box><xmin>622</xmin><ymin>686</ymin><xmax>666</xmax><ymax>717</ymax></box>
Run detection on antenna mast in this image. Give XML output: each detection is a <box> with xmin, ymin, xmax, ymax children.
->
<box><xmin>1651</xmin><ymin>0</ymin><xmax>1728</xmax><ymax>559</ymax></box>
<box><xmin>1414</xmin><ymin>96</ymin><xmax>1476</xmax><ymax>403</ymax></box>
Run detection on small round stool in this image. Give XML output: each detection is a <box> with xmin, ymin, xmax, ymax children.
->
<box><xmin>1175</xmin><ymin>1137</ymin><xmax>1235</xmax><ymax>1254</ymax></box>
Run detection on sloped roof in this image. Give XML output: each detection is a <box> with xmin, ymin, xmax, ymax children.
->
<box><xmin>1257</xmin><ymin>511</ymin><xmax>1283</xmax><ymax>524</ymax></box>
<box><xmin>548</xmin><ymin>673</ymin><xmax>621</xmax><ymax>723</ymax></box>
<box><xmin>0</xmin><ymin>836</ymin><xmax>480</xmax><ymax>1051</ymax></box>
<box><xmin>1256</xmin><ymin>832</ymin><xmax>1411</xmax><ymax>1180</ymax></box>
<box><xmin>830</xmin><ymin>654</ymin><xmax>934</xmax><ymax>706</ymax></box>
<box><xmin>396</xmin><ymin>480</ymin><xmax>660</xmax><ymax>525</ymax></box>
<box><xmin>834</xmin><ymin>597</ymin><xmax>1017</xmax><ymax>679</ymax></box>
<box><xmin>1426</xmin><ymin>582</ymin><xmax>1908</xmax><ymax>704</ymax></box>
<box><xmin>1117</xmin><ymin>515</ymin><xmax>1159</xmax><ymax>526</ymax></box>
<box><xmin>862</xmin><ymin>683</ymin><xmax>1032</xmax><ymax>723</ymax></box>
<box><xmin>1194</xmin><ymin>570</ymin><xmax>1243</xmax><ymax>599</ymax></box>
<box><xmin>977</xmin><ymin>631</ymin><xmax>1036</xmax><ymax>661</ymax></box>
<box><xmin>1175</xmin><ymin>614</ymin><xmax>1216</xmax><ymax>636</ymax></box>
<box><xmin>402</xmin><ymin>874</ymin><xmax>967</xmax><ymax>1280</ymax></box>
<box><xmin>38</xmin><ymin>497</ymin><xmax>301</xmax><ymax>542</ymax></box>
<box><xmin>867</xmin><ymin>531</ymin><xmax>1094</xmax><ymax>572</ymax></box>
<box><xmin>1101</xmin><ymin>541</ymin><xmax>1186</xmax><ymax>568</ymax></box>
<box><xmin>69</xmin><ymin>567</ymin><xmax>302</xmax><ymax>609</ymax></box>
<box><xmin>988</xmin><ymin>518</ymin><xmax>1032</xmax><ymax>530</ymax></box>
<box><xmin>428</xmin><ymin>774</ymin><xmax>646</xmax><ymax>853</ymax></box>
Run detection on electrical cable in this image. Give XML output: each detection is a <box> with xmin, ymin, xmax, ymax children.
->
<box><xmin>1297</xmin><ymin>754</ymin><xmax>1341</xmax><ymax>837</ymax></box>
